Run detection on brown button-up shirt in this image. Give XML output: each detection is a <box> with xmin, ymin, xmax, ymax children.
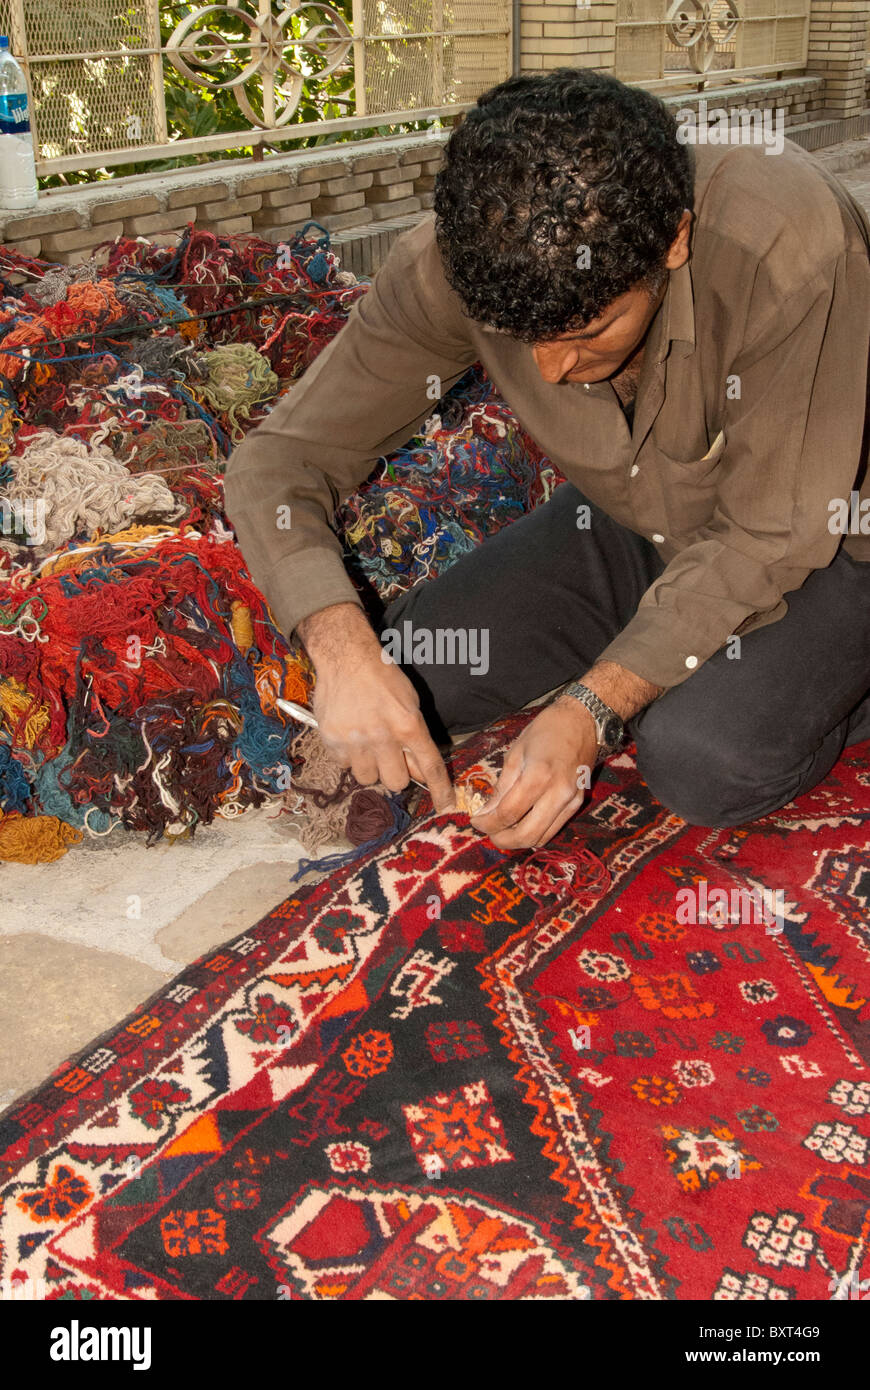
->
<box><xmin>224</xmin><ymin>138</ymin><xmax>870</xmax><ymax>690</ymax></box>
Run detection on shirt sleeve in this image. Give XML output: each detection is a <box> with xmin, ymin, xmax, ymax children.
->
<box><xmin>223</xmin><ymin>218</ymin><xmax>478</xmax><ymax>638</ymax></box>
<box><xmin>598</xmin><ymin>244</ymin><xmax>870</xmax><ymax>690</ymax></box>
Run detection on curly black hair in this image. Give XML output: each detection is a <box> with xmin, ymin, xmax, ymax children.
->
<box><xmin>434</xmin><ymin>69</ymin><xmax>694</xmax><ymax>343</ymax></box>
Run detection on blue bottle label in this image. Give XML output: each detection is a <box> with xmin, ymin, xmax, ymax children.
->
<box><xmin>0</xmin><ymin>93</ymin><xmax>30</xmax><ymax>135</ymax></box>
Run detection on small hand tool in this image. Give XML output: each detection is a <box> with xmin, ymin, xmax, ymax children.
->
<box><xmin>275</xmin><ymin>698</ymin><xmax>429</xmax><ymax>791</ymax></box>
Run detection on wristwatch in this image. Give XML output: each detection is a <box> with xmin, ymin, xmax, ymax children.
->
<box><xmin>561</xmin><ymin>682</ymin><xmax>625</xmax><ymax>763</ymax></box>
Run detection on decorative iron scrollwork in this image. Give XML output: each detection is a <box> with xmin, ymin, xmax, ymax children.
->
<box><xmin>166</xmin><ymin>1</ymin><xmax>353</xmax><ymax>128</ymax></box>
<box><xmin>666</xmin><ymin>0</ymin><xmax>740</xmax><ymax>73</ymax></box>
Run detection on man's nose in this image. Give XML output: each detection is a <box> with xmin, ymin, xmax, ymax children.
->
<box><xmin>532</xmin><ymin>341</ymin><xmax>579</xmax><ymax>383</ymax></box>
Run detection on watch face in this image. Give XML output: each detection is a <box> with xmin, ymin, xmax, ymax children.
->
<box><xmin>602</xmin><ymin>715</ymin><xmax>623</xmax><ymax>748</ymax></box>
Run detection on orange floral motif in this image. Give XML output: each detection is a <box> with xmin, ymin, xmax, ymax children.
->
<box><xmin>17</xmin><ymin>1164</ymin><xmax>92</xmax><ymax>1224</ymax></box>
<box><xmin>160</xmin><ymin>1207</ymin><xmax>228</xmax><ymax>1257</ymax></box>
<box><xmin>630</xmin><ymin>972</ymin><xmax>716</xmax><ymax>1020</ymax></box>
<box><xmin>631</xmin><ymin>1075</ymin><xmax>682</xmax><ymax>1106</ymax></box>
<box><xmin>661</xmin><ymin>1120</ymin><xmax>761</xmax><ymax>1192</ymax></box>
<box><xmin>636</xmin><ymin>912</ymin><xmax>687</xmax><ymax>943</ymax></box>
<box><xmin>341</xmin><ymin>1029</ymin><xmax>395</xmax><ymax>1078</ymax></box>
<box><xmin>404</xmin><ymin>1080</ymin><xmax>513</xmax><ymax>1172</ymax></box>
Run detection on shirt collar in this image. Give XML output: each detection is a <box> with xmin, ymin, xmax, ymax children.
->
<box><xmin>651</xmin><ymin>259</ymin><xmax>696</xmax><ymax>364</ymax></box>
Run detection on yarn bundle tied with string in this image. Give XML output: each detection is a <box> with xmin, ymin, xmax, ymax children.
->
<box><xmin>0</xmin><ymin>220</ymin><xmax>559</xmax><ymax>863</ymax></box>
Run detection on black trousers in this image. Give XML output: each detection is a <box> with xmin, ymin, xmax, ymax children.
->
<box><xmin>379</xmin><ymin>482</ymin><xmax>870</xmax><ymax>828</ymax></box>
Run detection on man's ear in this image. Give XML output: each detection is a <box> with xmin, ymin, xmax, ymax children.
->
<box><xmin>665</xmin><ymin>209</ymin><xmax>693</xmax><ymax>270</ymax></box>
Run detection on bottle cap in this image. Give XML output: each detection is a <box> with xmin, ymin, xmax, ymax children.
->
<box><xmin>0</xmin><ymin>37</ymin><xmax>9</xmax><ymax>49</ymax></box>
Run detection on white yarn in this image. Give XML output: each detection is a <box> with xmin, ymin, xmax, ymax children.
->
<box><xmin>0</xmin><ymin>428</ymin><xmax>183</xmax><ymax>559</ymax></box>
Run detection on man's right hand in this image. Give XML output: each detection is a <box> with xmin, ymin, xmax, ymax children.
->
<box><xmin>297</xmin><ymin>602</ymin><xmax>456</xmax><ymax>813</ymax></box>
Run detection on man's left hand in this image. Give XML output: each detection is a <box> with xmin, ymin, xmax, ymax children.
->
<box><xmin>470</xmin><ymin>699</ymin><xmax>598</xmax><ymax>850</ymax></box>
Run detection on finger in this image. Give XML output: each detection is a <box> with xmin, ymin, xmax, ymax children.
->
<box><xmin>472</xmin><ymin>760</ymin><xmax>547</xmax><ymax>835</ymax></box>
<box><xmin>485</xmin><ymin>787</ymin><xmax>577</xmax><ymax>851</ymax></box>
<box><xmin>374</xmin><ymin>741</ymin><xmax>415</xmax><ymax>794</ymax></box>
<box><xmin>468</xmin><ymin>751</ymin><xmax>524</xmax><ymax>830</ymax></box>
<box><xmin>404</xmin><ymin>732</ymin><xmax>455</xmax><ymax>812</ymax></box>
<box><xmin>401</xmin><ymin>747</ymin><xmax>427</xmax><ymax>784</ymax></box>
<box><xmin>350</xmin><ymin>751</ymin><xmax>380</xmax><ymax>786</ymax></box>
<box><xmin>531</xmin><ymin>794</ymin><xmax>584</xmax><ymax>849</ymax></box>
<box><xmin>484</xmin><ymin>747</ymin><xmax>524</xmax><ymax>810</ymax></box>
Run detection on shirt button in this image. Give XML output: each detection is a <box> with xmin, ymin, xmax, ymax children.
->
<box><xmin>685</xmin><ymin>655</ymin><xmax>698</xmax><ymax>669</ymax></box>
<box><xmin>583</xmin><ymin>383</ymin><xmax>590</xmax><ymax>392</ymax></box>
<box><xmin>652</xmin><ymin>532</ymin><xmax>664</xmax><ymax>543</ymax></box>
<box><xmin>630</xmin><ymin>464</ymin><xmax>639</xmax><ymax>477</ymax></box>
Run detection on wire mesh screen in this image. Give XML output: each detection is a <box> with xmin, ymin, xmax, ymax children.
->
<box><xmin>360</xmin><ymin>0</ymin><xmax>511</xmax><ymax>113</ymax></box>
<box><xmin>615</xmin><ymin>0</ymin><xmax>809</xmax><ymax>84</ymax></box>
<box><xmin>0</xmin><ymin>0</ymin><xmax>165</xmax><ymax>164</ymax></box>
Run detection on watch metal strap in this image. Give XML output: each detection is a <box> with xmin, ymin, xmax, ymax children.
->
<box><xmin>561</xmin><ymin>681</ymin><xmax>623</xmax><ymax>761</ymax></box>
<box><xmin>562</xmin><ymin>682</ymin><xmax>615</xmax><ymax>730</ymax></box>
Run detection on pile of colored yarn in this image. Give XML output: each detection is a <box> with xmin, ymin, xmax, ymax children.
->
<box><xmin>0</xmin><ymin>219</ymin><xmax>558</xmax><ymax>862</ymax></box>
<box><xmin>337</xmin><ymin>366</ymin><xmax>561</xmax><ymax>604</ymax></box>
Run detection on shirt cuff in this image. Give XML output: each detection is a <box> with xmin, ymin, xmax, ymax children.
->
<box><xmin>256</xmin><ymin>547</ymin><xmax>365</xmax><ymax>638</ymax></box>
<box><xmin>598</xmin><ymin>608</ymin><xmax>729</xmax><ymax>690</ymax></box>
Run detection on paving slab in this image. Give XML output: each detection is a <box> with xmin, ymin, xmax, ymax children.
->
<box><xmin>0</xmin><ymin>933</ymin><xmax>167</xmax><ymax>1111</ymax></box>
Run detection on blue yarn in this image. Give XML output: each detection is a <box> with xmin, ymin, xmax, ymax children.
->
<box><xmin>290</xmin><ymin>845</ymin><xmax>368</xmax><ymax>879</ymax></box>
<box><xmin>224</xmin><ymin>654</ymin><xmax>291</xmax><ymax>790</ymax></box>
<box><xmin>0</xmin><ymin>742</ymin><xmax>33</xmax><ymax>813</ymax></box>
<box><xmin>33</xmin><ymin>750</ymin><xmax>112</xmax><ymax>831</ymax></box>
<box><xmin>151</xmin><ymin>232</ymin><xmax>188</xmax><ymax>282</ymax></box>
<box><xmin>290</xmin><ymin>223</ymin><xmax>332</xmax><ymax>286</ymax></box>
<box><xmin>296</xmin><ymin>221</ymin><xmax>330</xmax><ymax>250</ymax></box>
<box><xmin>0</xmin><ymin>348</ymin><xmax>133</xmax><ymax>365</ymax></box>
<box><xmin>338</xmin><ymin>365</ymin><xmax>550</xmax><ymax>601</ymax></box>
<box><xmin>139</xmin><ymin>281</ymin><xmax>189</xmax><ymax>321</ymax></box>
<box><xmin>306</xmin><ymin>251</ymin><xmax>329</xmax><ymax>283</ymax></box>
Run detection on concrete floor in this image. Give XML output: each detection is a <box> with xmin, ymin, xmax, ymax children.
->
<box><xmin>0</xmin><ymin>805</ymin><xmax>347</xmax><ymax>1111</ymax></box>
<box><xmin>2</xmin><ymin>134</ymin><xmax>869</xmax><ymax>1116</ymax></box>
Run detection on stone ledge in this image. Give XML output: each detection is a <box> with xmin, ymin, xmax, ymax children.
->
<box><xmin>0</xmin><ymin>131</ymin><xmax>449</xmax><ymax>235</ymax></box>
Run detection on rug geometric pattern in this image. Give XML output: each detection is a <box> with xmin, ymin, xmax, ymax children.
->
<box><xmin>1</xmin><ymin>714</ymin><xmax>869</xmax><ymax>1300</ymax></box>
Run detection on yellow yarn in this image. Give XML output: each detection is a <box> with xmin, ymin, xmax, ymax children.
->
<box><xmin>0</xmin><ymin>677</ymin><xmax>51</xmax><ymax>748</ymax></box>
<box><xmin>188</xmin><ymin>343</ymin><xmax>278</xmax><ymax>442</ymax></box>
<box><xmin>0</xmin><ymin>813</ymin><xmax>82</xmax><ymax>863</ymax></box>
<box><xmin>0</xmin><ymin>396</ymin><xmax>19</xmax><ymax>464</ymax></box>
<box><xmin>230</xmin><ymin>600</ymin><xmax>254</xmax><ymax>652</ymax></box>
<box><xmin>93</xmin><ymin>523</ymin><xmax>177</xmax><ymax>548</ymax></box>
<box><xmin>39</xmin><ymin>525</ymin><xmax>172</xmax><ymax>576</ymax></box>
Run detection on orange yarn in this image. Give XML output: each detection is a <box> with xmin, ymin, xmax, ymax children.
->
<box><xmin>0</xmin><ymin>812</ymin><xmax>82</xmax><ymax>863</ymax></box>
<box><xmin>283</xmin><ymin>659</ymin><xmax>312</xmax><ymax>704</ymax></box>
<box><xmin>253</xmin><ymin>653</ymin><xmax>312</xmax><ymax>718</ymax></box>
<box><xmin>178</xmin><ymin>317</ymin><xmax>204</xmax><ymax>342</ymax></box>
<box><xmin>0</xmin><ymin>280</ymin><xmax>126</xmax><ymax>380</ymax></box>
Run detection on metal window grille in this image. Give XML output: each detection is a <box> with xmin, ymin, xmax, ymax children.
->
<box><xmin>353</xmin><ymin>0</ymin><xmax>511</xmax><ymax>115</ymax></box>
<box><xmin>615</xmin><ymin>0</ymin><xmax>810</xmax><ymax>88</ymax></box>
<box><xmin>0</xmin><ymin>0</ymin><xmax>166</xmax><ymax>165</ymax></box>
<box><xmin>2</xmin><ymin>0</ymin><xmax>511</xmax><ymax>175</ymax></box>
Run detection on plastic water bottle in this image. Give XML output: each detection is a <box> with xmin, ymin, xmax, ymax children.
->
<box><xmin>0</xmin><ymin>37</ymin><xmax>37</xmax><ymax>209</ymax></box>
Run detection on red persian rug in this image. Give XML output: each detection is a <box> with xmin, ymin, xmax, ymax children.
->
<box><xmin>2</xmin><ymin>714</ymin><xmax>869</xmax><ymax>1301</ymax></box>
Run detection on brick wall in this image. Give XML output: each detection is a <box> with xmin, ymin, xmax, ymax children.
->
<box><xmin>661</xmin><ymin>75</ymin><xmax>827</xmax><ymax>127</ymax></box>
<box><xmin>807</xmin><ymin>0</ymin><xmax>868</xmax><ymax>118</ymax></box>
<box><xmin>520</xmin><ymin>1</ymin><xmax>616</xmax><ymax>72</ymax></box>
<box><xmin>520</xmin><ymin>0</ymin><xmax>867</xmax><ymax>123</ymax></box>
